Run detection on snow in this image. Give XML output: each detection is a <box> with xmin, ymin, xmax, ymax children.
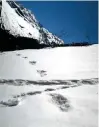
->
<box><xmin>0</xmin><ymin>44</ymin><xmax>98</xmax><ymax>127</ymax></box>
<box><xmin>0</xmin><ymin>44</ymin><xmax>98</xmax><ymax>80</ymax></box>
<box><xmin>0</xmin><ymin>83</ymin><xmax>98</xmax><ymax>127</ymax></box>
<box><xmin>1</xmin><ymin>0</ymin><xmax>40</xmax><ymax>39</ymax></box>
<box><xmin>0</xmin><ymin>1</ymin><xmax>98</xmax><ymax>126</ymax></box>
<box><xmin>42</xmin><ymin>27</ymin><xmax>64</xmax><ymax>44</ymax></box>
<box><xmin>0</xmin><ymin>0</ymin><xmax>64</xmax><ymax>45</ymax></box>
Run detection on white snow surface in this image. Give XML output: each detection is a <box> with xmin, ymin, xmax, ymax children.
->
<box><xmin>0</xmin><ymin>44</ymin><xmax>98</xmax><ymax>127</ymax></box>
<box><xmin>0</xmin><ymin>44</ymin><xmax>98</xmax><ymax>80</ymax></box>
<box><xmin>1</xmin><ymin>0</ymin><xmax>40</xmax><ymax>40</ymax></box>
<box><xmin>0</xmin><ymin>83</ymin><xmax>98</xmax><ymax>127</ymax></box>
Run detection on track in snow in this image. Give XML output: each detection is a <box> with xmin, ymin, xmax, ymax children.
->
<box><xmin>0</xmin><ymin>78</ymin><xmax>98</xmax><ymax>109</ymax></box>
<box><xmin>0</xmin><ymin>78</ymin><xmax>98</xmax><ymax>86</ymax></box>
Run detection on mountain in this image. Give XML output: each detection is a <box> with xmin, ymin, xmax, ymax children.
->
<box><xmin>0</xmin><ymin>0</ymin><xmax>64</xmax><ymax>51</ymax></box>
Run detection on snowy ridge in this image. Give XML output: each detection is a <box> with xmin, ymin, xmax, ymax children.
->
<box><xmin>0</xmin><ymin>0</ymin><xmax>64</xmax><ymax>45</ymax></box>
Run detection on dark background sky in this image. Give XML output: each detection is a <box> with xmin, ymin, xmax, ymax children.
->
<box><xmin>18</xmin><ymin>1</ymin><xmax>98</xmax><ymax>44</ymax></box>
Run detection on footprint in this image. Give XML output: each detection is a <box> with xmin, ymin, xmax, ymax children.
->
<box><xmin>13</xmin><ymin>91</ymin><xmax>42</xmax><ymax>98</ymax></box>
<box><xmin>44</xmin><ymin>88</ymin><xmax>55</xmax><ymax>92</ymax></box>
<box><xmin>37</xmin><ymin>70</ymin><xmax>47</xmax><ymax>77</ymax></box>
<box><xmin>50</xmin><ymin>93</ymin><xmax>71</xmax><ymax>112</ymax></box>
<box><xmin>29</xmin><ymin>61</ymin><xmax>36</xmax><ymax>65</ymax></box>
<box><xmin>80</xmin><ymin>79</ymin><xmax>98</xmax><ymax>85</ymax></box>
<box><xmin>27</xmin><ymin>91</ymin><xmax>42</xmax><ymax>96</ymax></box>
<box><xmin>22</xmin><ymin>56</ymin><xmax>28</xmax><ymax>59</ymax></box>
<box><xmin>0</xmin><ymin>98</ymin><xmax>22</xmax><ymax>107</ymax></box>
<box><xmin>16</xmin><ymin>54</ymin><xmax>21</xmax><ymax>56</ymax></box>
<box><xmin>60</xmin><ymin>86</ymin><xmax>70</xmax><ymax>89</ymax></box>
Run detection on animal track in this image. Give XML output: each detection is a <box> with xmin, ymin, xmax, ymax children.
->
<box><xmin>80</xmin><ymin>79</ymin><xmax>98</xmax><ymax>85</ymax></box>
<box><xmin>0</xmin><ymin>78</ymin><xmax>98</xmax><ymax>86</ymax></box>
<box><xmin>22</xmin><ymin>56</ymin><xmax>28</xmax><ymax>59</ymax></box>
<box><xmin>29</xmin><ymin>61</ymin><xmax>36</xmax><ymax>65</ymax></box>
<box><xmin>37</xmin><ymin>70</ymin><xmax>47</xmax><ymax>77</ymax></box>
<box><xmin>50</xmin><ymin>93</ymin><xmax>71</xmax><ymax>112</ymax></box>
<box><xmin>27</xmin><ymin>91</ymin><xmax>42</xmax><ymax>95</ymax></box>
<box><xmin>44</xmin><ymin>88</ymin><xmax>55</xmax><ymax>92</ymax></box>
<box><xmin>60</xmin><ymin>86</ymin><xmax>70</xmax><ymax>89</ymax></box>
<box><xmin>0</xmin><ymin>77</ymin><xmax>98</xmax><ymax>107</ymax></box>
<box><xmin>0</xmin><ymin>98</ymin><xmax>22</xmax><ymax>107</ymax></box>
<box><xmin>16</xmin><ymin>54</ymin><xmax>21</xmax><ymax>56</ymax></box>
<box><xmin>13</xmin><ymin>91</ymin><xmax>42</xmax><ymax>98</ymax></box>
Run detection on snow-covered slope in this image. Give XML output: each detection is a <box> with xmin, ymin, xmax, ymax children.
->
<box><xmin>0</xmin><ymin>44</ymin><xmax>98</xmax><ymax>80</ymax></box>
<box><xmin>0</xmin><ymin>44</ymin><xmax>98</xmax><ymax>127</ymax></box>
<box><xmin>0</xmin><ymin>82</ymin><xmax>98</xmax><ymax>127</ymax></box>
<box><xmin>0</xmin><ymin>1</ymin><xmax>98</xmax><ymax>126</ymax></box>
<box><xmin>0</xmin><ymin>0</ymin><xmax>64</xmax><ymax>45</ymax></box>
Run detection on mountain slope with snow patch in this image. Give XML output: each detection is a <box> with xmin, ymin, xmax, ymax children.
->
<box><xmin>0</xmin><ymin>0</ymin><xmax>64</xmax><ymax>46</ymax></box>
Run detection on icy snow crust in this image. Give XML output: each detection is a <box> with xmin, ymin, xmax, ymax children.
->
<box><xmin>0</xmin><ymin>44</ymin><xmax>98</xmax><ymax>127</ymax></box>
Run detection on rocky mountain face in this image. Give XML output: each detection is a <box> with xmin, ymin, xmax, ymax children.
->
<box><xmin>0</xmin><ymin>0</ymin><xmax>64</xmax><ymax>51</ymax></box>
